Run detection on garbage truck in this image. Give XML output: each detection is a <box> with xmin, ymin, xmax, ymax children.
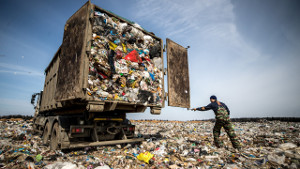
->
<box><xmin>31</xmin><ymin>1</ymin><xmax>190</xmax><ymax>150</ymax></box>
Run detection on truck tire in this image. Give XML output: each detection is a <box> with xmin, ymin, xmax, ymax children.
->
<box><xmin>50</xmin><ymin>122</ymin><xmax>61</xmax><ymax>150</ymax></box>
<box><xmin>32</xmin><ymin>124</ymin><xmax>38</xmax><ymax>135</ymax></box>
<box><xmin>42</xmin><ymin>122</ymin><xmax>50</xmax><ymax>145</ymax></box>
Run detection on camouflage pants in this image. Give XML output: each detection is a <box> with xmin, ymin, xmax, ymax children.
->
<box><xmin>213</xmin><ymin>120</ymin><xmax>240</xmax><ymax>149</ymax></box>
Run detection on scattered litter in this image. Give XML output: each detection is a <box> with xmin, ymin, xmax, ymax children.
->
<box><xmin>0</xmin><ymin>119</ymin><xmax>299</xmax><ymax>168</ymax></box>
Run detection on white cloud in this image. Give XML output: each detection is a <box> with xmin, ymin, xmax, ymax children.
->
<box><xmin>128</xmin><ymin>0</ymin><xmax>300</xmax><ymax>120</ymax></box>
<box><xmin>0</xmin><ymin>62</ymin><xmax>44</xmax><ymax>77</ymax></box>
<box><xmin>133</xmin><ymin>0</ymin><xmax>264</xmax><ymax>64</ymax></box>
<box><xmin>134</xmin><ymin>0</ymin><xmax>234</xmax><ymax>35</ymax></box>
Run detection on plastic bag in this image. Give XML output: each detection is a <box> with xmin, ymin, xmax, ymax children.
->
<box><xmin>94</xmin><ymin>11</ymin><xmax>105</xmax><ymax>17</ymax></box>
<box><xmin>140</xmin><ymin>81</ymin><xmax>148</xmax><ymax>91</ymax></box>
<box><xmin>118</xmin><ymin>22</ymin><xmax>128</xmax><ymax>32</ymax></box>
<box><xmin>149</xmin><ymin>42</ymin><xmax>161</xmax><ymax>58</ymax></box>
<box><xmin>143</xmin><ymin>35</ymin><xmax>153</xmax><ymax>45</ymax></box>
<box><xmin>94</xmin><ymin>166</ymin><xmax>110</xmax><ymax>169</ymax></box>
<box><xmin>153</xmin><ymin>57</ymin><xmax>162</xmax><ymax>70</ymax></box>
<box><xmin>138</xmin><ymin>90</ymin><xmax>154</xmax><ymax>103</ymax></box>
<box><xmin>35</xmin><ymin>154</ymin><xmax>43</xmax><ymax>162</ymax></box>
<box><xmin>43</xmin><ymin>162</ymin><xmax>80</xmax><ymax>169</ymax></box>
<box><xmin>124</xmin><ymin>50</ymin><xmax>142</xmax><ymax>63</ymax></box>
<box><xmin>279</xmin><ymin>143</ymin><xmax>297</xmax><ymax>150</ymax></box>
<box><xmin>267</xmin><ymin>153</ymin><xmax>285</xmax><ymax>165</ymax></box>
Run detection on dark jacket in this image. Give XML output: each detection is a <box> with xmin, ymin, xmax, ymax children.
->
<box><xmin>197</xmin><ymin>101</ymin><xmax>230</xmax><ymax>115</ymax></box>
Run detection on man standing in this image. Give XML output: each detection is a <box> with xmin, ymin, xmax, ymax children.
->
<box><xmin>193</xmin><ymin>95</ymin><xmax>240</xmax><ymax>150</ymax></box>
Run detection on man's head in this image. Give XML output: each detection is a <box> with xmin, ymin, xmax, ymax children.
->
<box><xmin>210</xmin><ymin>95</ymin><xmax>217</xmax><ymax>102</ymax></box>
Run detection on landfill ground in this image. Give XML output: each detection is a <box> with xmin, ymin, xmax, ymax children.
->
<box><xmin>0</xmin><ymin>119</ymin><xmax>299</xmax><ymax>169</ymax></box>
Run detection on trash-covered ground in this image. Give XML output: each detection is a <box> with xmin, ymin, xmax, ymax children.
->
<box><xmin>0</xmin><ymin>119</ymin><xmax>299</xmax><ymax>169</ymax></box>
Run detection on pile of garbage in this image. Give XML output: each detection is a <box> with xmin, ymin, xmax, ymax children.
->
<box><xmin>0</xmin><ymin>119</ymin><xmax>300</xmax><ymax>169</ymax></box>
<box><xmin>87</xmin><ymin>10</ymin><xmax>163</xmax><ymax>106</ymax></box>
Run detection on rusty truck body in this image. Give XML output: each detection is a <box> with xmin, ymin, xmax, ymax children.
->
<box><xmin>32</xmin><ymin>1</ymin><xmax>190</xmax><ymax>150</ymax></box>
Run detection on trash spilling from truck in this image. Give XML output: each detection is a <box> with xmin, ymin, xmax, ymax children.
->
<box><xmin>31</xmin><ymin>1</ymin><xmax>190</xmax><ymax>150</ymax></box>
<box><xmin>1</xmin><ymin>118</ymin><xmax>299</xmax><ymax>169</ymax></box>
<box><xmin>88</xmin><ymin>9</ymin><xmax>164</xmax><ymax>105</ymax></box>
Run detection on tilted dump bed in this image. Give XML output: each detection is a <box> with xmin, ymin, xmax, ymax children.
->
<box><xmin>39</xmin><ymin>1</ymin><xmax>190</xmax><ymax>115</ymax></box>
<box><xmin>40</xmin><ymin>2</ymin><xmax>165</xmax><ymax>115</ymax></box>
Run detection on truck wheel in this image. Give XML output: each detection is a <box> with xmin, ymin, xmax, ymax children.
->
<box><xmin>42</xmin><ymin>122</ymin><xmax>50</xmax><ymax>145</ymax></box>
<box><xmin>50</xmin><ymin>122</ymin><xmax>61</xmax><ymax>150</ymax></box>
<box><xmin>121</xmin><ymin>134</ymin><xmax>127</xmax><ymax>140</ymax></box>
<box><xmin>117</xmin><ymin>130</ymin><xmax>127</xmax><ymax>140</ymax></box>
<box><xmin>32</xmin><ymin>124</ymin><xmax>38</xmax><ymax>134</ymax></box>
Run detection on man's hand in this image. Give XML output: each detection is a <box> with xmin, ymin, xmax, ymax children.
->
<box><xmin>192</xmin><ymin>108</ymin><xmax>197</xmax><ymax>111</ymax></box>
<box><xmin>201</xmin><ymin>107</ymin><xmax>205</xmax><ymax>110</ymax></box>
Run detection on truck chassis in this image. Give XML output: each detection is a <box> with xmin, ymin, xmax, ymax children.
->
<box><xmin>33</xmin><ymin>112</ymin><xmax>143</xmax><ymax>150</ymax></box>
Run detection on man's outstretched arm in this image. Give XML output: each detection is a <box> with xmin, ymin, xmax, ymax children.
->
<box><xmin>193</xmin><ymin>103</ymin><xmax>213</xmax><ymax>111</ymax></box>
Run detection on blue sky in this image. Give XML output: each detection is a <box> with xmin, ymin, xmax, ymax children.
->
<box><xmin>0</xmin><ymin>0</ymin><xmax>299</xmax><ymax>120</ymax></box>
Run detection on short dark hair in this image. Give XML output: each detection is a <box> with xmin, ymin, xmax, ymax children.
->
<box><xmin>210</xmin><ymin>95</ymin><xmax>217</xmax><ymax>100</ymax></box>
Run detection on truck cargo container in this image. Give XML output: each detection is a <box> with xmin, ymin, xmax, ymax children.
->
<box><xmin>31</xmin><ymin>1</ymin><xmax>190</xmax><ymax>149</ymax></box>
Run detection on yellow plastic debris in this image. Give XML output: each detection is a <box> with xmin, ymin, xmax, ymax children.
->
<box><xmin>137</xmin><ymin>151</ymin><xmax>154</xmax><ymax>164</ymax></box>
<box><xmin>109</xmin><ymin>41</ymin><xmax>117</xmax><ymax>50</ymax></box>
